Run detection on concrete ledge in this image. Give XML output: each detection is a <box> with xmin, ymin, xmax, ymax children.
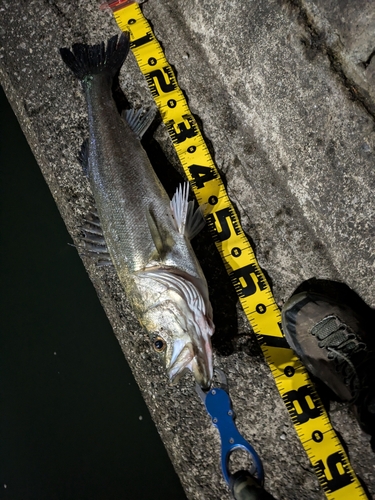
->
<box><xmin>1</xmin><ymin>1</ymin><xmax>374</xmax><ymax>498</ymax></box>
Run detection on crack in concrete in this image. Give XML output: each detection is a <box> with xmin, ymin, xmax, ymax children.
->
<box><xmin>284</xmin><ymin>0</ymin><xmax>375</xmax><ymax>122</ymax></box>
<box><xmin>362</xmin><ymin>48</ymin><xmax>375</xmax><ymax>69</ymax></box>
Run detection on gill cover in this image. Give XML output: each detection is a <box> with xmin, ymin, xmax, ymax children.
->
<box><xmin>139</xmin><ymin>269</ymin><xmax>214</xmax><ymax>388</ymax></box>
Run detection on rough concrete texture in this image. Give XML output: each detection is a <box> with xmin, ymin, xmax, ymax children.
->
<box><xmin>1</xmin><ymin>0</ymin><xmax>374</xmax><ymax>499</ymax></box>
<box><xmin>298</xmin><ymin>0</ymin><xmax>375</xmax><ymax>114</ymax></box>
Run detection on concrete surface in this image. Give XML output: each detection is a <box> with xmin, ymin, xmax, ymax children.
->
<box><xmin>298</xmin><ymin>0</ymin><xmax>375</xmax><ymax>114</ymax></box>
<box><xmin>0</xmin><ymin>0</ymin><xmax>374</xmax><ymax>499</ymax></box>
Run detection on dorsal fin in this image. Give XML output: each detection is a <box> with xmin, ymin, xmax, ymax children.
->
<box><xmin>170</xmin><ymin>182</ymin><xmax>206</xmax><ymax>239</ymax></box>
<box><xmin>123</xmin><ymin>107</ymin><xmax>156</xmax><ymax>140</ymax></box>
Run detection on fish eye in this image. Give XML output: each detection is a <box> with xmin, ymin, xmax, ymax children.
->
<box><xmin>153</xmin><ymin>336</ymin><xmax>166</xmax><ymax>353</ymax></box>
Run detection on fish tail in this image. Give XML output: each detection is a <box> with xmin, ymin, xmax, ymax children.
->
<box><xmin>60</xmin><ymin>33</ymin><xmax>130</xmax><ymax>83</ymax></box>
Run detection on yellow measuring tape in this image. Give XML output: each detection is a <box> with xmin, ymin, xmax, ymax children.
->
<box><xmin>106</xmin><ymin>1</ymin><xmax>366</xmax><ymax>498</ymax></box>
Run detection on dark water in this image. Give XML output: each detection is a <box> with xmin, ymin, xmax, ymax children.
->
<box><xmin>0</xmin><ymin>86</ymin><xmax>186</xmax><ymax>500</ymax></box>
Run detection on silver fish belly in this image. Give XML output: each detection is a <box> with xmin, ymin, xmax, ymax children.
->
<box><xmin>60</xmin><ymin>33</ymin><xmax>215</xmax><ymax>388</ymax></box>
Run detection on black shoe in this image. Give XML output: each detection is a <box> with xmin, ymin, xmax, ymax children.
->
<box><xmin>281</xmin><ymin>291</ymin><xmax>375</xmax><ymax>436</ymax></box>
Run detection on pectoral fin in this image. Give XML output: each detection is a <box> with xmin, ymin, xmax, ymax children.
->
<box><xmin>146</xmin><ymin>209</ymin><xmax>175</xmax><ymax>260</ymax></box>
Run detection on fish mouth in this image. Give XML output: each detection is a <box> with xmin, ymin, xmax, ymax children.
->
<box><xmin>167</xmin><ymin>340</ymin><xmax>213</xmax><ymax>389</ymax></box>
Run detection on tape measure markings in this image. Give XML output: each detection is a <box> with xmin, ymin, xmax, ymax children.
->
<box><xmin>109</xmin><ymin>3</ymin><xmax>367</xmax><ymax>499</ymax></box>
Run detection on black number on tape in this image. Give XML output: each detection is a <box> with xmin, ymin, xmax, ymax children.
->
<box><xmin>314</xmin><ymin>452</ymin><xmax>354</xmax><ymax>493</ymax></box>
<box><xmin>282</xmin><ymin>385</ymin><xmax>322</xmax><ymax>424</ymax></box>
<box><xmin>145</xmin><ymin>67</ymin><xmax>177</xmax><ymax>97</ymax></box>
<box><xmin>206</xmin><ymin>207</ymin><xmax>241</xmax><ymax>242</ymax></box>
<box><xmin>130</xmin><ymin>32</ymin><xmax>153</xmax><ymax>48</ymax></box>
<box><xmin>188</xmin><ymin>164</ymin><xmax>217</xmax><ymax>189</ymax></box>
<box><xmin>166</xmin><ymin>115</ymin><xmax>198</xmax><ymax>143</ymax></box>
<box><xmin>229</xmin><ymin>264</ymin><xmax>267</xmax><ymax>297</ymax></box>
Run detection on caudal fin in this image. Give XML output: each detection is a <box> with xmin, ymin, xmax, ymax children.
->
<box><xmin>60</xmin><ymin>33</ymin><xmax>130</xmax><ymax>82</ymax></box>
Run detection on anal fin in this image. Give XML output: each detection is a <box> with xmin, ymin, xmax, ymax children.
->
<box><xmin>77</xmin><ymin>209</ymin><xmax>113</xmax><ymax>267</ymax></box>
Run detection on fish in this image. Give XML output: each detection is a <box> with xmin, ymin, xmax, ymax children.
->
<box><xmin>60</xmin><ymin>33</ymin><xmax>215</xmax><ymax>388</ymax></box>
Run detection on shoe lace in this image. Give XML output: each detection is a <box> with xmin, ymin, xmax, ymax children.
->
<box><xmin>311</xmin><ymin>315</ymin><xmax>367</xmax><ymax>400</ymax></box>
